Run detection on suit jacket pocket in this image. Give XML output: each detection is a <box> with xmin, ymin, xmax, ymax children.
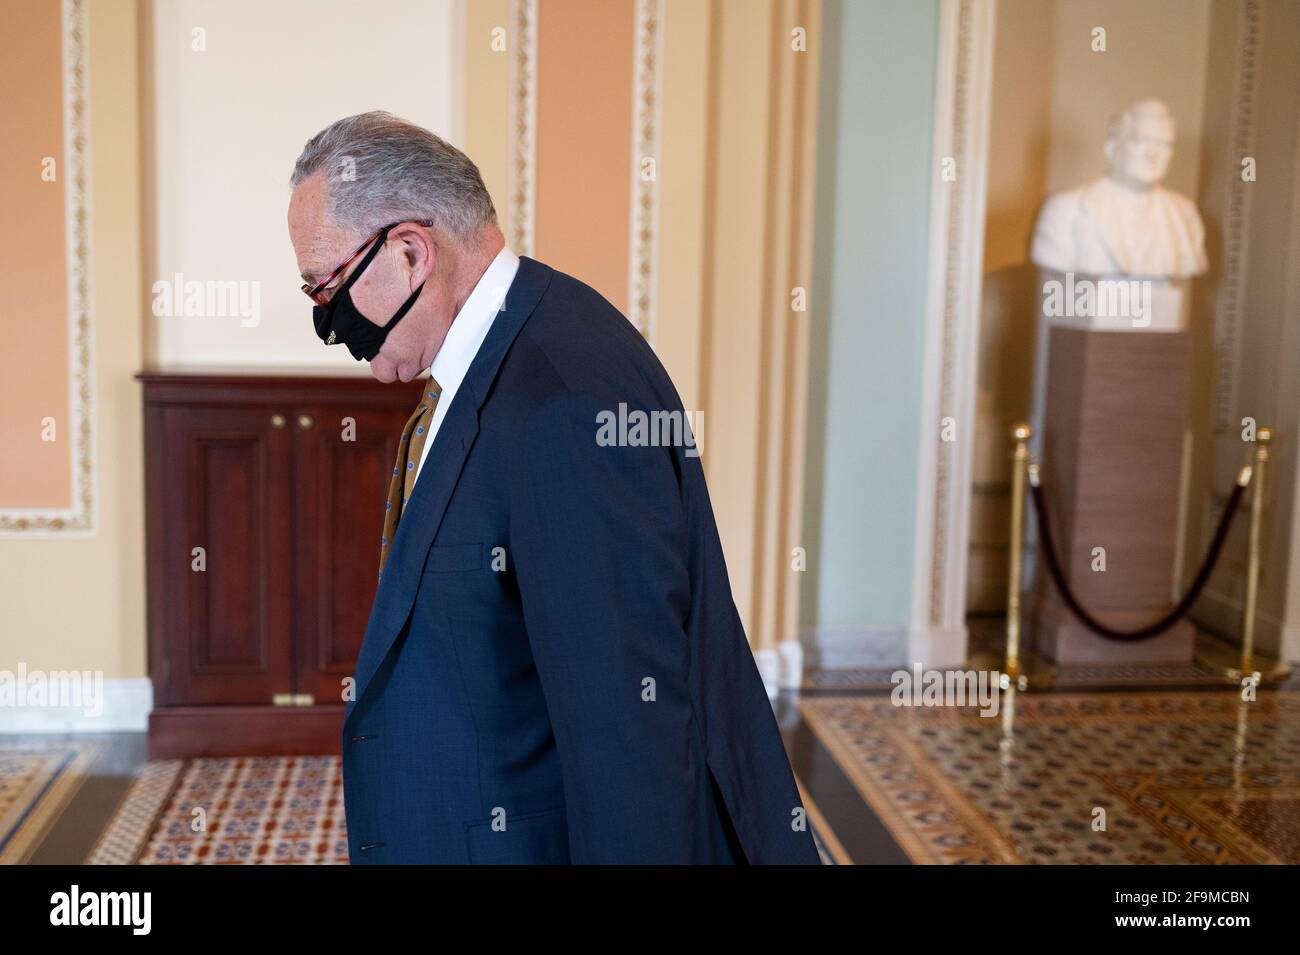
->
<box><xmin>424</xmin><ymin>542</ymin><xmax>483</xmax><ymax>574</ymax></box>
<box><xmin>464</xmin><ymin>806</ymin><xmax>570</xmax><ymax>864</ymax></box>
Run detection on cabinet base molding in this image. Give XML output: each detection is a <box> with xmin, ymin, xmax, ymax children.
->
<box><xmin>148</xmin><ymin>705</ymin><xmax>345</xmax><ymax>759</ymax></box>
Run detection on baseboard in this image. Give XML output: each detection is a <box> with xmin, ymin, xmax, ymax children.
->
<box><xmin>1195</xmin><ymin>588</ymin><xmax>1286</xmax><ymax>657</ymax></box>
<box><xmin>148</xmin><ymin>705</ymin><xmax>345</xmax><ymax>758</ymax></box>
<box><xmin>907</xmin><ymin>624</ymin><xmax>970</xmax><ymax>668</ymax></box>
<box><xmin>802</xmin><ymin>624</ymin><xmax>975</xmax><ymax>671</ymax></box>
<box><xmin>1283</xmin><ymin>624</ymin><xmax>1300</xmax><ymax>664</ymax></box>
<box><xmin>802</xmin><ymin>626</ymin><xmax>909</xmax><ymax>669</ymax></box>
<box><xmin>0</xmin><ymin>676</ymin><xmax>152</xmax><ymax>734</ymax></box>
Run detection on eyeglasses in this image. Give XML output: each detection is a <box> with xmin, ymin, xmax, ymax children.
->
<box><xmin>300</xmin><ymin>219</ymin><xmax>435</xmax><ymax>305</ymax></box>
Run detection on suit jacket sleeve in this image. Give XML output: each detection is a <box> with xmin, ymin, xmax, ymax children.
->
<box><xmin>510</xmin><ymin>392</ymin><xmax>699</xmax><ymax>862</ymax></box>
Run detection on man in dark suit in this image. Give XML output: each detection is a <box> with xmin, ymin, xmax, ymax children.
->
<box><xmin>287</xmin><ymin>112</ymin><xmax>819</xmax><ymax>864</ymax></box>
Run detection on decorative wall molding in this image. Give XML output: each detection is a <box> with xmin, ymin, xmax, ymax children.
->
<box><xmin>1196</xmin><ymin>0</ymin><xmax>1291</xmax><ymax>655</ymax></box>
<box><xmin>507</xmin><ymin>0</ymin><xmax>537</xmax><ymax>257</ymax></box>
<box><xmin>1277</xmin><ymin>17</ymin><xmax>1300</xmax><ymax>664</ymax></box>
<box><xmin>627</xmin><ymin>0</ymin><xmax>664</xmax><ymax>342</ymax></box>
<box><xmin>1211</xmin><ymin>0</ymin><xmax>1262</xmax><ymax>433</ymax></box>
<box><xmin>0</xmin><ymin>0</ymin><xmax>96</xmax><ymax>538</ymax></box>
<box><xmin>910</xmin><ymin>0</ymin><xmax>996</xmax><ymax>665</ymax></box>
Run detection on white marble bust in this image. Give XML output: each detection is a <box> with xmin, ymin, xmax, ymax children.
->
<box><xmin>1030</xmin><ymin>99</ymin><xmax>1208</xmax><ymax>278</ymax></box>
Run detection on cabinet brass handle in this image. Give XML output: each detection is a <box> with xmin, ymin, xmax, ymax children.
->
<box><xmin>297</xmin><ymin>414</ymin><xmax>314</xmax><ymax>430</ymax></box>
<box><xmin>270</xmin><ymin>413</ymin><xmax>286</xmax><ymax>428</ymax></box>
<box><xmin>272</xmin><ymin>693</ymin><xmax>315</xmax><ymax>707</ymax></box>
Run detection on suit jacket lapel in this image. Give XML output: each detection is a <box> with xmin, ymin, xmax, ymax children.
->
<box><xmin>345</xmin><ymin>256</ymin><xmax>554</xmax><ymax>730</ymax></box>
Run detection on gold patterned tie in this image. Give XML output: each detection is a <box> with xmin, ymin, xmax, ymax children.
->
<box><xmin>378</xmin><ymin>377</ymin><xmax>442</xmax><ymax>579</ymax></box>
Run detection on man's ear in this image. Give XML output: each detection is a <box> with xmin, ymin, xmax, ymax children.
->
<box><xmin>395</xmin><ymin>225</ymin><xmax>437</xmax><ymax>291</ymax></box>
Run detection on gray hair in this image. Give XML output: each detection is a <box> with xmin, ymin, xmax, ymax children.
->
<box><xmin>291</xmin><ymin>110</ymin><xmax>496</xmax><ymax>242</ymax></box>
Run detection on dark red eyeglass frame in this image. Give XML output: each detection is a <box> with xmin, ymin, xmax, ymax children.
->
<box><xmin>301</xmin><ymin>219</ymin><xmax>435</xmax><ymax>304</ymax></box>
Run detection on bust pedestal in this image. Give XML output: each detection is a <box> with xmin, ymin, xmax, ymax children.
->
<box><xmin>1029</xmin><ymin>273</ymin><xmax>1195</xmax><ymax>665</ymax></box>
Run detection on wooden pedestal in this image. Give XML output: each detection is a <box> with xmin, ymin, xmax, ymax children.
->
<box><xmin>1032</xmin><ymin>327</ymin><xmax>1194</xmax><ymax>665</ymax></box>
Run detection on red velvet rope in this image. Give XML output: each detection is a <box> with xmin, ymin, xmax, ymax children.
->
<box><xmin>1029</xmin><ymin>478</ymin><xmax>1247</xmax><ymax>641</ymax></box>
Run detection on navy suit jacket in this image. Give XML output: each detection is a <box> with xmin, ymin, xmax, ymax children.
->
<box><xmin>342</xmin><ymin>256</ymin><xmax>820</xmax><ymax>864</ymax></box>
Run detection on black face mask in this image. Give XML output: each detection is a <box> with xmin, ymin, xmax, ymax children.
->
<box><xmin>312</xmin><ymin>226</ymin><xmax>425</xmax><ymax>362</ymax></box>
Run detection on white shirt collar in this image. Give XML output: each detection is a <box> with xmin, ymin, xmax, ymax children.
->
<box><xmin>427</xmin><ymin>245</ymin><xmax>521</xmax><ymax>398</ymax></box>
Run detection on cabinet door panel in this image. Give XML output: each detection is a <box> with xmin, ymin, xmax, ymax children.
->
<box><xmin>292</xmin><ymin>405</ymin><xmax>409</xmax><ymax>703</ymax></box>
<box><xmin>158</xmin><ymin>405</ymin><xmax>292</xmax><ymax>704</ymax></box>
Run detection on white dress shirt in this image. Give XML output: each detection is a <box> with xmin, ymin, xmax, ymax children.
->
<box><xmin>414</xmin><ymin>245</ymin><xmax>521</xmax><ymax>481</ymax></box>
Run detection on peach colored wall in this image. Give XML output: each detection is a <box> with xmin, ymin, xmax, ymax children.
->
<box><xmin>0</xmin><ymin>0</ymin><xmax>71</xmax><ymax>507</ymax></box>
<box><xmin>533</xmin><ymin>0</ymin><xmax>635</xmax><ymax>312</ymax></box>
<box><xmin>0</xmin><ymin>0</ymin><xmax>147</xmax><ymax>684</ymax></box>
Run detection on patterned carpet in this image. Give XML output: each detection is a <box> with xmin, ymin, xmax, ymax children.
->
<box><xmin>89</xmin><ymin>755</ymin><xmax>347</xmax><ymax>864</ymax></box>
<box><xmin>801</xmin><ymin>688</ymin><xmax>1300</xmax><ymax>863</ymax></box>
<box><xmin>89</xmin><ymin>752</ymin><xmax>834</xmax><ymax>864</ymax></box>
<box><xmin>0</xmin><ymin>740</ymin><xmax>101</xmax><ymax>864</ymax></box>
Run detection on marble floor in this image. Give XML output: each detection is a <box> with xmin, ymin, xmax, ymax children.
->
<box><xmin>6</xmin><ymin>671</ymin><xmax>1297</xmax><ymax>864</ymax></box>
<box><xmin>784</xmin><ymin>684</ymin><xmax>1299</xmax><ymax>864</ymax></box>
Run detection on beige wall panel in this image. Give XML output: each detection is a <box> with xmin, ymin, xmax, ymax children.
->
<box><xmin>147</xmin><ymin>0</ymin><xmax>459</xmax><ymax>369</ymax></box>
<box><xmin>700</xmin><ymin>0</ymin><xmax>776</xmax><ymax>636</ymax></box>
<box><xmin>653</xmin><ymin>0</ymin><xmax>711</xmax><ymax>410</ymax></box>
<box><xmin>463</xmin><ymin>0</ymin><xmax>513</xmax><ymax>239</ymax></box>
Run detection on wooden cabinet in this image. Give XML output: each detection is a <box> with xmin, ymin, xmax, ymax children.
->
<box><xmin>139</xmin><ymin>372</ymin><xmax>422</xmax><ymax>757</ymax></box>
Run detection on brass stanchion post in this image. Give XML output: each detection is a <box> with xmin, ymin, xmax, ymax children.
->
<box><xmin>968</xmin><ymin>422</ymin><xmax>1054</xmax><ymax>690</ymax></box>
<box><xmin>1240</xmin><ymin>427</ymin><xmax>1268</xmax><ymax>677</ymax></box>
<box><xmin>1226</xmin><ymin>426</ymin><xmax>1290</xmax><ymax>685</ymax></box>
<box><xmin>1199</xmin><ymin>426</ymin><xmax>1292</xmax><ymax>683</ymax></box>
<box><xmin>1005</xmin><ymin>424</ymin><xmax>1030</xmax><ymax>684</ymax></box>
